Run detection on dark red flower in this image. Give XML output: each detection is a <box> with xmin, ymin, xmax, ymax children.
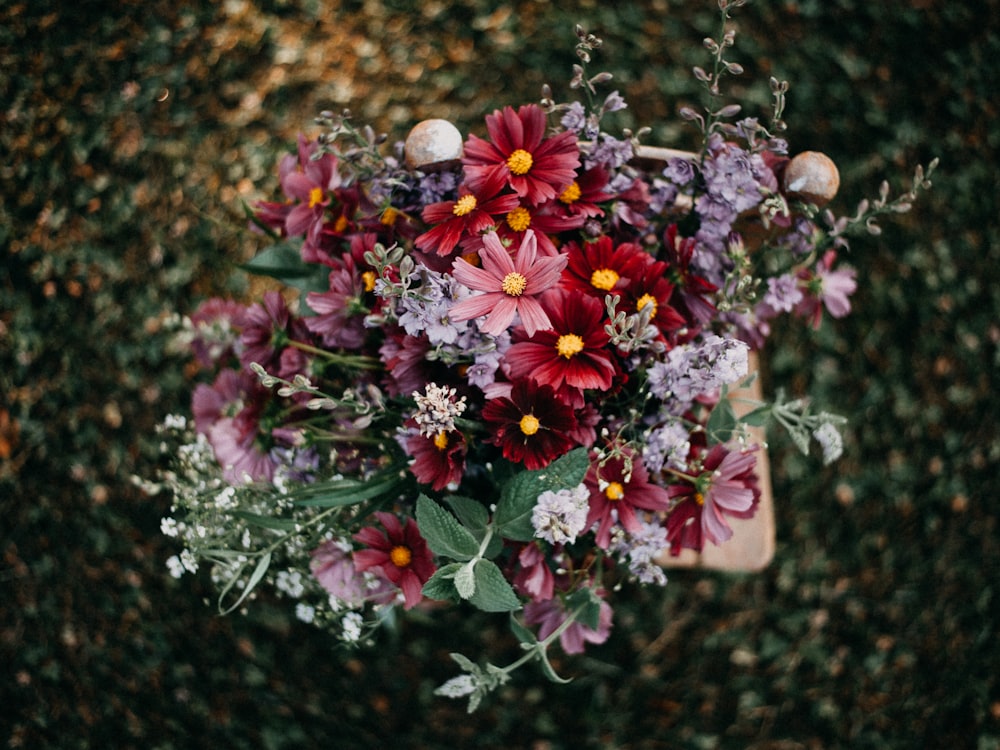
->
<box><xmin>560</xmin><ymin>236</ymin><xmax>650</xmax><ymax>300</ymax></box>
<box><xmin>505</xmin><ymin>289</ymin><xmax>618</xmax><ymax>408</ymax></box>
<box><xmin>621</xmin><ymin>260</ymin><xmax>687</xmax><ymax>342</ymax></box>
<box><xmin>416</xmin><ymin>183</ymin><xmax>520</xmax><ymax>258</ymax></box>
<box><xmin>549</xmin><ymin>165</ymin><xmax>613</xmax><ymax>222</ymax></box>
<box><xmin>352</xmin><ymin>512</ymin><xmax>437</xmax><ymax>609</ymax></box>
<box><xmin>481</xmin><ymin>379</ymin><xmax>578</xmax><ymax>470</ymax></box>
<box><xmin>406</xmin><ymin>427</ymin><xmax>467</xmax><ymax>491</ymax></box>
<box><xmin>584</xmin><ymin>444</ymin><xmax>673</xmax><ymax>549</ymax></box>
<box><xmin>663</xmin><ymin>223</ymin><xmax>718</xmax><ymax>327</ymax></box>
<box><xmin>463</xmin><ymin>104</ymin><xmax>581</xmax><ymax>206</ymax></box>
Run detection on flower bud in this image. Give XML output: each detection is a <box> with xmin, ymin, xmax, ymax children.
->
<box><xmin>403</xmin><ymin>119</ymin><xmax>464</xmax><ymax>171</ymax></box>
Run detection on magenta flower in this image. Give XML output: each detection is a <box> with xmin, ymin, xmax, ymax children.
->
<box><xmin>281</xmin><ymin>135</ymin><xmax>342</xmax><ymax>244</ymax></box>
<box><xmin>523</xmin><ymin>587</ymin><xmax>613</xmax><ymax>654</ymax></box>
<box><xmin>310</xmin><ymin>539</ymin><xmax>393</xmax><ymax>608</ymax></box>
<box><xmin>352</xmin><ymin>512</ymin><xmax>437</xmax><ymax>610</ymax></box>
<box><xmin>448</xmin><ymin>229</ymin><xmax>568</xmax><ymax>337</ymax></box>
<box><xmin>795</xmin><ymin>249</ymin><xmax>857</xmax><ymax>329</ymax></box>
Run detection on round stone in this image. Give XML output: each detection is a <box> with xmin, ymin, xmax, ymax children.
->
<box><xmin>404</xmin><ymin>118</ymin><xmax>464</xmax><ymax>171</ymax></box>
<box><xmin>782</xmin><ymin>151</ymin><xmax>841</xmax><ymax>206</ymax></box>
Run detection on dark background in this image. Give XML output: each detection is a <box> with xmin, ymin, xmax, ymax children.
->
<box><xmin>2</xmin><ymin>1</ymin><xmax>998</xmax><ymax>747</ymax></box>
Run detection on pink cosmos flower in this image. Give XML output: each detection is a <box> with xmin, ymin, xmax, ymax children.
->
<box><xmin>795</xmin><ymin>249</ymin><xmax>858</xmax><ymax>329</ymax></box>
<box><xmin>511</xmin><ymin>543</ymin><xmax>555</xmax><ymax>602</ymax></box>
<box><xmin>523</xmin><ymin>587</ymin><xmax>613</xmax><ymax>654</ymax></box>
<box><xmin>352</xmin><ymin>512</ymin><xmax>437</xmax><ymax>610</ymax></box>
<box><xmin>666</xmin><ymin>443</ymin><xmax>761</xmax><ymax>553</ymax></box>
<box><xmin>448</xmin><ymin>229</ymin><xmax>567</xmax><ymax>337</ymax></box>
<box><xmin>311</xmin><ymin>539</ymin><xmax>394</xmax><ymax>607</ymax></box>
<box><xmin>462</xmin><ymin>104</ymin><xmax>581</xmax><ymax>206</ymax></box>
<box><xmin>281</xmin><ymin>135</ymin><xmax>342</xmax><ymax>244</ymax></box>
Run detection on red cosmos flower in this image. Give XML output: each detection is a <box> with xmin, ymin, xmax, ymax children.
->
<box><xmin>492</xmin><ymin>203</ymin><xmax>580</xmax><ymax>257</ymax></box>
<box><xmin>549</xmin><ymin>165</ymin><xmax>614</xmax><ymax>222</ymax></box>
<box><xmin>663</xmin><ymin>224</ymin><xmax>718</xmax><ymax>327</ymax></box>
<box><xmin>560</xmin><ymin>236</ymin><xmax>650</xmax><ymax>300</ymax></box>
<box><xmin>416</xmin><ymin>183</ymin><xmax>521</xmax><ymax>258</ymax></box>
<box><xmin>406</xmin><ymin>427</ymin><xmax>467</xmax><ymax>491</ymax></box>
<box><xmin>280</xmin><ymin>135</ymin><xmax>342</xmax><ymax>244</ymax></box>
<box><xmin>621</xmin><ymin>260</ymin><xmax>687</xmax><ymax>342</ymax></box>
<box><xmin>505</xmin><ymin>290</ymin><xmax>617</xmax><ymax>408</ymax></box>
<box><xmin>665</xmin><ymin>443</ymin><xmax>761</xmax><ymax>554</ymax></box>
<box><xmin>463</xmin><ymin>104</ymin><xmax>581</xmax><ymax>206</ymax></box>
<box><xmin>449</xmin><ymin>229</ymin><xmax>567</xmax><ymax>337</ymax></box>
<box><xmin>352</xmin><ymin>512</ymin><xmax>437</xmax><ymax>610</ymax></box>
<box><xmin>584</xmin><ymin>444</ymin><xmax>673</xmax><ymax>550</ymax></box>
<box><xmin>481</xmin><ymin>379</ymin><xmax>578</xmax><ymax>470</ymax></box>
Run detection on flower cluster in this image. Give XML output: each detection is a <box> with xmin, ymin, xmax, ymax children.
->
<box><xmin>154</xmin><ymin>6</ymin><xmax>934</xmax><ymax>711</ymax></box>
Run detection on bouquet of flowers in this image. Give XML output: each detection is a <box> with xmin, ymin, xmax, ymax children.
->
<box><xmin>151</xmin><ymin>1</ymin><xmax>934</xmax><ymax>711</ymax></box>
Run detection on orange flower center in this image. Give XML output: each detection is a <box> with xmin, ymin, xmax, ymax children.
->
<box><xmin>694</xmin><ymin>492</ymin><xmax>705</xmax><ymax>506</ymax></box>
<box><xmin>519</xmin><ymin>414</ymin><xmax>540</xmax><ymax>436</ymax></box>
<box><xmin>380</xmin><ymin>206</ymin><xmax>400</xmax><ymax>226</ymax></box>
<box><xmin>333</xmin><ymin>214</ymin><xmax>350</xmax><ymax>233</ymax></box>
<box><xmin>556</xmin><ymin>333</ymin><xmax>584</xmax><ymax>358</ymax></box>
<box><xmin>433</xmin><ymin>431</ymin><xmax>449</xmax><ymax>451</ymax></box>
<box><xmin>389</xmin><ymin>545</ymin><xmax>412</xmax><ymax>568</ymax></box>
<box><xmin>559</xmin><ymin>181</ymin><xmax>582</xmax><ymax>204</ymax></box>
<box><xmin>636</xmin><ymin>293</ymin><xmax>657</xmax><ymax>318</ymax></box>
<box><xmin>507</xmin><ymin>148</ymin><xmax>534</xmax><ymax>175</ymax></box>
<box><xmin>505</xmin><ymin>207</ymin><xmax>532</xmax><ymax>232</ymax></box>
<box><xmin>361</xmin><ymin>270</ymin><xmax>376</xmax><ymax>292</ymax></box>
<box><xmin>501</xmin><ymin>271</ymin><xmax>528</xmax><ymax>296</ymax></box>
<box><xmin>590</xmin><ymin>268</ymin><xmax>619</xmax><ymax>291</ymax></box>
<box><xmin>605</xmin><ymin>482</ymin><xmax>625</xmax><ymax>501</ymax></box>
<box><xmin>452</xmin><ymin>194</ymin><xmax>478</xmax><ymax>216</ymax></box>
<box><xmin>308</xmin><ymin>186</ymin><xmax>325</xmax><ymax>208</ymax></box>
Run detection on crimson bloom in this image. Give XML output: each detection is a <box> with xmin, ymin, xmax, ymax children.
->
<box><xmin>449</xmin><ymin>229</ymin><xmax>567</xmax><ymax>337</ymax></box>
<box><xmin>416</xmin><ymin>182</ymin><xmax>521</xmax><ymax>258</ymax></box>
<box><xmin>560</xmin><ymin>236</ymin><xmax>650</xmax><ymax>300</ymax></box>
<box><xmin>463</xmin><ymin>104</ymin><xmax>581</xmax><ymax>206</ymax></box>
<box><xmin>481</xmin><ymin>379</ymin><xmax>578</xmax><ymax>470</ymax></box>
<box><xmin>665</xmin><ymin>443</ymin><xmax>761</xmax><ymax>554</ymax></box>
<box><xmin>549</xmin><ymin>164</ymin><xmax>614</xmax><ymax>222</ymax></box>
<box><xmin>280</xmin><ymin>135</ymin><xmax>342</xmax><ymax>245</ymax></box>
<box><xmin>584</xmin><ymin>444</ymin><xmax>673</xmax><ymax>550</ymax></box>
<box><xmin>352</xmin><ymin>512</ymin><xmax>437</xmax><ymax>609</ymax></box>
<box><xmin>405</xmin><ymin>426</ymin><xmax>467</xmax><ymax>491</ymax></box>
<box><xmin>505</xmin><ymin>289</ymin><xmax>617</xmax><ymax>408</ymax></box>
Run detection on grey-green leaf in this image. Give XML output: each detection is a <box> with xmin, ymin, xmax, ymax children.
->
<box><xmin>415</xmin><ymin>494</ymin><xmax>481</xmax><ymax>560</ymax></box>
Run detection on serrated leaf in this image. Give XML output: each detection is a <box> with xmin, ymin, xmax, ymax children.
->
<box><xmin>446</xmin><ymin>495</ymin><xmax>490</xmax><ymax>532</ymax></box>
<box><xmin>415</xmin><ymin>494</ymin><xmax>481</xmax><ymax>561</ymax></box>
<box><xmin>422</xmin><ymin>562</ymin><xmax>463</xmax><ymax>602</ymax></box>
<box><xmin>454</xmin><ymin>561</ymin><xmax>477</xmax><ymax>599</ymax></box>
<box><xmin>467</xmin><ymin>559</ymin><xmax>521</xmax><ymax>612</ymax></box>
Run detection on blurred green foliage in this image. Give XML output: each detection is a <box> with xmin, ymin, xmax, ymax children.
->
<box><xmin>2</xmin><ymin>0</ymin><xmax>998</xmax><ymax>748</ymax></box>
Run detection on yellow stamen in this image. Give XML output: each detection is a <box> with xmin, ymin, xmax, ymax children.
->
<box><xmin>519</xmin><ymin>414</ymin><xmax>540</xmax><ymax>436</ymax></box>
<box><xmin>334</xmin><ymin>214</ymin><xmax>349</xmax><ymax>233</ymax></box>
<box><xmin>380</xmin><ymin>206</ymin><xmax>400</xmax><ymax>226</ymax></box>
<box><xmin>590</xmin><ymin>268</ymin><xmax>619</xmax><ymax>291</ymax></box>
<box><xmin>506</xmin><ymin>148</ymin><xmax>534</xmax><ymax>175</ymax></box>
<box><xmin>559</xmin><ymin>181</ymin><xmax>582</xmax><ymax>204</ymax></box>
<box><xmin>501</xmin><ymin>271</ymin><xmax>528</xmax><ymax>297</ymax></box>
<box><xmin>308</xmin><ymin>186</ymin><xmax>324</xmax><ymax>209</ymax></box>
<box><xmin>605</xmin><ymin>482</ymin><xmax>625</xmax><ymax>501</ymax></box>
<box><xmin>505</xmin><ymin>207</ymin><xmax>531</xmax><ymax>232</ymax></box>
<box><xmin>636</xmin><ymin>293</ymin><xmax>657</xmax><ymax>318</ymax></box>
<box><xmin>389</xmin><ymin>545</ymin><xmax>412</xmax><ymax>568</ymax></box>
<box><xmin>433</xmin><ymin>431</ymin><xmax>449</xmax><ymax>451</ymax></box>
<box><xmin>694</xmin><ymin>492</ymin><xmax>705</xmax><ymax>506</ymax></box>
<box><xmin>361</xmin><ymin>270</ymin><xmax>376</xmax><ymax>293</ymax></box>
<box><xmin>452</xmin><ymin>194</ymin><xmax>478</xmax><ymax>216</ymax></box>
<box><xmin>556</xmin><ymin>333</ymin><xmax>584</xmax><ymax>358</ymax></box>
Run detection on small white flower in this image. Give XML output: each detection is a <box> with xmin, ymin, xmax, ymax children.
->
<box><xmin>160</xmin><ymin>517</ymin><xmax>179</xmax><ymax>537</ymax></box>
<box><xmin>295</xmin><ymin>603</ymin><xmax>316</xmax><ymax>624</ymax></box>
<box><xmin>342</xmin><ymin>611</ymin><xmax>364</xmax><ymax>642</ymax></box>
<box><xmin>166</xmin><ymin>555</ymin><xmax>185</xmax><ymax>579</ymax></box>
<box><xmin>813</xmin><ymin>422</ymin><xmax>844</xmax><ymax>464</ymax></box>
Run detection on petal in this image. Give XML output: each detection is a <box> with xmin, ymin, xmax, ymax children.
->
<box><xmin>451</xmin><ymin>258</ymin><xmax>500</xmax><ymax>292</ymax></box>
<box><xmin>515</xmin><ymin>298</ymin><xmax>554</xmax><ymax>338</ymax></box>
<box><xmin>479</xmin><ymin>296</ymin><xmax>520</xmax><ymax>335</ymax></box>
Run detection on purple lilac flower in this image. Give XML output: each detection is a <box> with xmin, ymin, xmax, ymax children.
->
<box><xmin>418</xmin><ymin>170</ymin><xmax>460</xmax><ymax>204</ymax></box>
<box><xmin>663</xmin><ymin>157</ymin><xmax>696</xmax><ymax>187</ymax></box>
<box><xmin>813</xmin><ymin>422</ymin><xmax>844</xmax><ymax>465</ymax></box>
<box><xmin>397</xmin><ymin>267</ymin><xmax>470</xmax><ymax>346</ymax></box>
<box><xmin>601</xmin><ymin>90</ymin><xmax>627</xmax><ymax>114</ymax></box>
<box><xmin>762</xmin><ymin>273</ymin><xmax>804</xmax><ymax>315</ymax></box>
<box><xmin>610</xmin><ymin>517</ymin><xmax>669</xmax><ymax>586</ymax></box>
<box><xmin>642</xmin><ymin>418</ymin><xmax>691</xmax><ymax>475</ymax></box>
<box><xmin>585</xmin><ymin>134</ymin><xmax>634</xmax><ymax>170</ymax></box>
<box><xmin>646</xmin><ymin>334</ymin><xmax>749</xmax><ymax>415</ymax></box>
<box><xmin>531</xmin><ymin>485</ymin><xmax>591</xmax><ymax>546</ymax></box>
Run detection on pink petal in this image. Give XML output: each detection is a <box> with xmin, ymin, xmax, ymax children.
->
<box><xmin>515</xmin><ymin>298</ymin><xmax>554</xmax><ymax>337</ymax></box>
<box><xmin>448</xmin><ymin>291</ymin><xmax>504</xmax><ymax>323</ymax></box>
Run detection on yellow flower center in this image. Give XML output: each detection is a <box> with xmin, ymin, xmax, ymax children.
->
<box><xmin>389</xmin><ymin>545</ymin><xmax>412</xmax><ymax>568</ymax></box>
<box><xmin>380</xmin><ymin>206</ymin><xmax>400</xmax><ymax>226</ymax></box>
<box><xmin>636</xmin><ymin>293</ymin><xmax>657</xmax><ymax>318</ymax></box>
<box><xmin>694</xmin><ymin>492</ymin><xmax>705</xmax><ymax>506</ymax></box>
<box><xmin>433</xmin><ymin>431</ymin><xmax>449</xmax><ymax>451</ymax></box>
<box><xmin>559</xmin><ymin>181</ymin><xmax>582</xmax><ymax>204</ymax></box>
<box><xmin>501</xmin><ymin>271</ymin><xmax>528</xmax><ymax>297</ymax></box>
<box><xmin>452</xmin><ymin>194</ymin><xmax>478</xmax><ymax>216</ymax></box>
<box><xmin>605</xmin><ymin>482</ymin><xmax>625</xmax><ymax>501</ymax></box>
<box><xmin>308</xmin><ymin>186</ymin><xmax>325</xmax><ymax>209</ymax></box>
<box><xmin>556</xmin><ymin>333</ymin><xmax>585</xmax><ymax>358</ymax></box>
<box><xmin>361</xmin><ymin>270</ymin><xmax>377</xmax><ymax>293</ymax></box>
<box><xmin>590</xmin><ymin>268</ymin><xmax>619</xmax><ymax>291</ymax></box>
<box><xmin>333</xmin><ymin>214</ymin><xmax>349</xmax><ymax>233</ymax></box>
<box><xmin>506</xmin><ymin>148</ymin><xmax>534</xmax><ymax>175</ymax></box>
<box><xmin>519</xmin><ymin>414</ymin><xmax>540</xmax><ymax>436</ymax></box>
<box><xmin>505</xmin><ymin>207</ymin><xmax>532</xmax><ymax>232</ymax></box>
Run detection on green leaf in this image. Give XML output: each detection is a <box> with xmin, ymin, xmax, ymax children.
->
<box><xmin>467</xmin><ymin>559</ymin><xmax>521</xmax><ymax>612</ymax></box>
<box><xmin>739</xmin><ymin>405</ymin><xmax>772</xmax><ymax>427</ymax></box>
<box><xmin>494</xmin><ymin>448</ymin><xmax>590</xmax><ymax>541</ymax></box>
<box><xmin>706</xmin><ymin>395</ymin><xmax>737</xmax><ymax>441</ymax></box>
<box><xmin>416</xmin><ymin>494</ymin><xmax>481</xmax><ymax>561</ymax></box>
<box><xmin>218</xmin><ymin>551</ymin><xmax>271</xmax><ymax>615</ymax></box>
<box><xmin>240</xmin><ymin>241</ymin><xmax>330</xmax><ymax>294</ymax></box>
<box><xmin>421</xmin><ymin>563</ymin><xmax>463</xmax><ymax>603</ymax></box>
<box><xmin>566</xmin><ymin>587</ymin><xmax>603</xmax><ymax>631</ymax></box>
<box><xmin>454</xmin><ymin>561</ymin><xmax>477</xmax><ymax>599</ymax></box>
<box><xmin>232</xmin><ymin>511</ymin><xmax>299</xmax><ymax>532</ymax></box>
<box><xmin>508</xmin><ymin>613</ymin><xmax>538</xmax><ymax>645</ymax></box>
<box><xmin>293</xmin><ymin>474</ymin><xmax>405</xmax><ymax>508</ymax></box>
<box><xmin>446</xmin><ymin>495</ymin><xmax>490</xmax><ymax>532</ymax></box>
